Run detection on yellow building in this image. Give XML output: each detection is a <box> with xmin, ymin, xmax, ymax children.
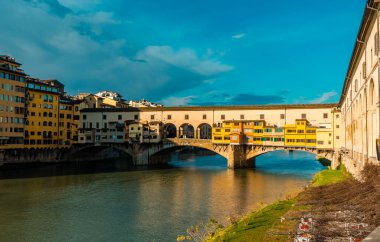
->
<box><xmin>24</xmin><ymin>79</ymin><xmax>61</xmax><ymax>148</ymax></box>
<box><xmin>212</xmin><ymin>122</ymin><xmax>233</xmax><ymax>144</ymax></box>
<box><xmin>0</xmin><ymin>55</ymin><xmax>26</xmax><ymax>149</ymax></box>
<box><xmin>284</xmin><ymin>119</ymin><xmax>316</xmax><ymax>148</ymax></box>
<box><xmin>263</xmin><ymin>126</ymin><xmax>284</xmax><ymax>146</ymax></box>
<box><xmin>316</xmin><ymin>128</ymin><xmax>334</xmax><ymax>150</ymax></box>
<box><xmin>58</xmin><ymin>97</ymin><xmax>75</xmax><ymax>147</ymax></box>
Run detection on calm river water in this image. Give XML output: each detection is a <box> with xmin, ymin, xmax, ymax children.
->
<box><xmin>0</xmin><ymin>149</ymin><xmax>325</xmax><ymax>242</ymax></box>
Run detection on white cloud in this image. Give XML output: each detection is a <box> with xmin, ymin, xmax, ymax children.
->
<box><xmin>161</xmin><ymin>96</ymin><xmax>196</xmax><ymax>106</ymax></box>
<box><xmin>310</xmin><ymin>91</ymin><xmax>338</xmax><ymax>104</ymax></box>
<box><xmin>57</xmin><ymin>0</ymin><xmax>102</xmax><ymax>11</ymax></box>
<box><xmin>232</xmin><ymin>33</ymin><xmax>246</xmax><ymax>39</ymax></box>
<box><xmin>0</xmin><ymin>0</ymin><xmax>233</xmax><ymax>102</ymax></box>
<box><xmin>136</xmin><ymin>46</ymin><xmax>234</xmax><ymax>76</ymax></box>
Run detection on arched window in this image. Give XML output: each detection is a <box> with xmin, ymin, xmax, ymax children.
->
<box><xmin>375</xmin><ymin>32</ymin><xmax>379</xmax><ymax>55</ymax></box>
<box><xmin>369</xmin><ymin>79</ymin><xmax>375</xmax><ymax>106</ymax></box>
<box><xmin>355</xmin><ymin>79</ymin><xmax>358</xmax><ymax>92</ymax></box>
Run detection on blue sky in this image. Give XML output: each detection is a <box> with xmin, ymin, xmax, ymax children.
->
<box><xmin>0</xmin><ymin>0</ymin><xmax>365</xmax><ymax>106</ymax></box>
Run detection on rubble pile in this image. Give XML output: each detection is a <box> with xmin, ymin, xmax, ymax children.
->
<box><xmin>295</xmin><ymin>164</ymin><xmax>380</xmax><ymax>241</ymax></box>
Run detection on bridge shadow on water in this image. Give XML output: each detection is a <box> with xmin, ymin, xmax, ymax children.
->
<box><xmin>0</xmin><ymin>159</ymin><xmax>175</xmax><ymax>180</ymax></box>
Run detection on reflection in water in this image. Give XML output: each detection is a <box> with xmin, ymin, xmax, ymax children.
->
<box><xmin>0</xmin><ymin>149</ymin><xmax>324</xmax><ymax>241</ymax></box>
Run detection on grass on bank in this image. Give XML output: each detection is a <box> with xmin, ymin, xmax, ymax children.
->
<box><xmin>206</xmin><ymin>165</ymin><xmax>351</xmax><ymax>242</ymax></box>
<box><xmin>206</xmin><ymin>200</ymin><xmax>295</xmax><ymax>242</ymax></box>
<box><xmin>311</xmin><ymin>163</ymin><xmax>351</xmax><ymax>187</ymax></box>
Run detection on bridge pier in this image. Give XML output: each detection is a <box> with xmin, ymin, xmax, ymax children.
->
<box><xmin>227</xmin><ymin>145</ymin><xmax>254</xmax><ymax>169</ymax></box>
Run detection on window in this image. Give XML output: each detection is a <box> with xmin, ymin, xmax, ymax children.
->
<box><xmin>260</xmin><ymin>114</ymin><xmax>264</xmax><ymax>120</ymax></box>
<box><xmin>280</xmin><ymin>114</ymin><xmax>285</xmax><ymax>119</ymax></box>
<box><xmin>354</xmin><ymin>79</ymin><xmax>358</xmax><ymax>92</ymax></box>
<box><xmin>323</xmin><ymin>113</ymin><xmax>328</xmax><ymax>119</ymax></box>
<box><xmin>202</xmin><ymin>114</ymin><xmax>207</xmax><ymax>120</ymax></box>
<box><xmin>118</xmin><ymin>115</ymin><xmax>122</xmax><ymax>120</ymax></box>
<box><xmin>151</xmin><ymin>115</ymin><xmax>155</xmax><ymax>120</ymax></box>
<box><xmin>336</xmin><ymin>136</ymin><xmax>340</xmax><ymax>139</ymax></box>
<box><xmin>301</xmin><ymin>114</ymin><xmax>306</xmax><ymax>119</ymax></box>
<box><xmin>185</xmin><ymin>114</ymin><xmax>189</xmax><ymax>120</ymax></box>
<box><xmin>362</xmin><ymin>62</ymin><xmax>366</xmax><ymax>79</ymax></box>
<box><xmin>240</xmin><ymin>114</ymin><xmax>244</xmax><ymax>120</ymax></box>
<box><xmin>83</xmin><ymin>115</ymin><xmax>87</xmax><ymax>120</ymax></box>
<box><xmin>221</xmin><ymin>114</ymin><xmax>225</xmax><ymax>120</ymax></box>
<box><xmin>167</xmin><ymin>115</ymin><xmax>172</xmax><ymax>120</ymax></box>
<box><xmin>336</xmin><ymin>125</ymin><xmax>339</xmax><ymax>128</ymax></box>
<box><xmin>375</xmin><ymin>32</ymin><xmax>379</xmax><ymax>55</ymax></box>
<box><xmin>103</xmin><ymin>115</ymin><xmax>107</xmax><ymax>120</ymax></box>
<box><xmin>336</xmin><ymin>114</ymin><xmax>340</xmax><ymax>118</ymax></box>
<box><xmin>134</xmin><ymin>114</ymin><xmax>139</xmax><ymax>120</ymax></box>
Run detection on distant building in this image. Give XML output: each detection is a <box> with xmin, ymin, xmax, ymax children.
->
<box><xmin>129</xmin><ymin>99</ymin><xmax>163</xmax><ymax>108</ymax></box>
<box><xmin>95</xmin><ymin>90</ymin><xmax>122</xmax><ymax>101</ymax></box>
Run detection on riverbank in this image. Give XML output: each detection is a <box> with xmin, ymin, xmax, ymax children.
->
<box><xmin>203</xmin><ymin>164</ymin><xmax>379</xmax><ymax>241</ymax></box>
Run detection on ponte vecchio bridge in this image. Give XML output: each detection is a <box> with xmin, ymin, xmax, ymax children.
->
<box><xmin>74</xmin><ymin>103</ymin><xmax>342</xmax><ymax>168</ymax></box>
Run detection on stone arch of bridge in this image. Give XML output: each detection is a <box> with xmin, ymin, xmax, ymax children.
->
<box><xmin>245</xmin><ymin>147</ymin><xmax>334</xmax><ymax>164</ymax></box>
<box><xmin>163</xmin><ymin>123</ymin><xmax>177</xmax><ymax>138</ymax></box>
<box><xmin>178</xmin><ymin>123</ymin><xmax>195</xmax><ymax>139</ymax></box>
<box><xmin>67</xmin><ymin>145</ymin><xmax>134</xmax><ymax>161</ymax></box>
<box><xmin>147</xmin><ymin>143</ymin><xmax>228</xmax><ymax>161</ymax></box>
<box><xmin>196</xmin><ymin>123</ymin><xmax>212</xmax><ymax>139</ymax></box>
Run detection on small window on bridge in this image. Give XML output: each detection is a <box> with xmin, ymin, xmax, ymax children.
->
<box><xmin>167</xmin><ymin>115</ymin><xmax>171</xmax><ymax>120</ymax></box>
<box><xmin>240</xmin><ymin>114</ymin><xmax>244</xmax><ymax>119</ymax></box>
<box><xmin>301</xmin><ymin>114</ymin><xmax>306</xmax><ymax>119</ymax></box>
<box><xmin>185</xmin><ymin>114</ymin><xmax>189</xmax><ymax>120</ymax></box>
<box><xmin>203</xmin><ymin>114</ymin><xmax>207</xmax><ymax>120</ymax></box>
<box><xmin>280</xmin><ymin>114</ymin><xmax>285</xmax><ymax>119</ymax></box>
<box><xmin>323</xmin><ymin>113</ymin><xmax>328</xmax><ymax>119</ymax></box>
<box><xmin>151</xmin><ymin>115</ymin><xmax>155</xmax><ymax>120</ymax></box>
<box><xmin>260</xmin><ymin>114</ymin><xmax>264</xmax><ymax>120</ymax></box>
<box><xmin>221</xmin><ymin>114</ymin><xmax>225</xmax><ymax>120</ymax></box>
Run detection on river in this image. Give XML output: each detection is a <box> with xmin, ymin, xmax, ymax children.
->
<box><xmin>0</xmin><ymin>149</ymin><xmax>325</xmax><ymax>242</ymax></box>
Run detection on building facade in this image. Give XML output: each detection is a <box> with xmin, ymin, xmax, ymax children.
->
<box><xmin>0</xmin><ymin>55</ymin><xmax>26</xmax><ymax>149</ymax></box>
<box><xmin>339</xmin><ymin>0</ymin><xmax>380</xmax><ymax>174</ymax></box>
<box><xmin>24</xmin><ymin>78</ymin><xmax>61</xmax><ymax>148</ymax></box>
